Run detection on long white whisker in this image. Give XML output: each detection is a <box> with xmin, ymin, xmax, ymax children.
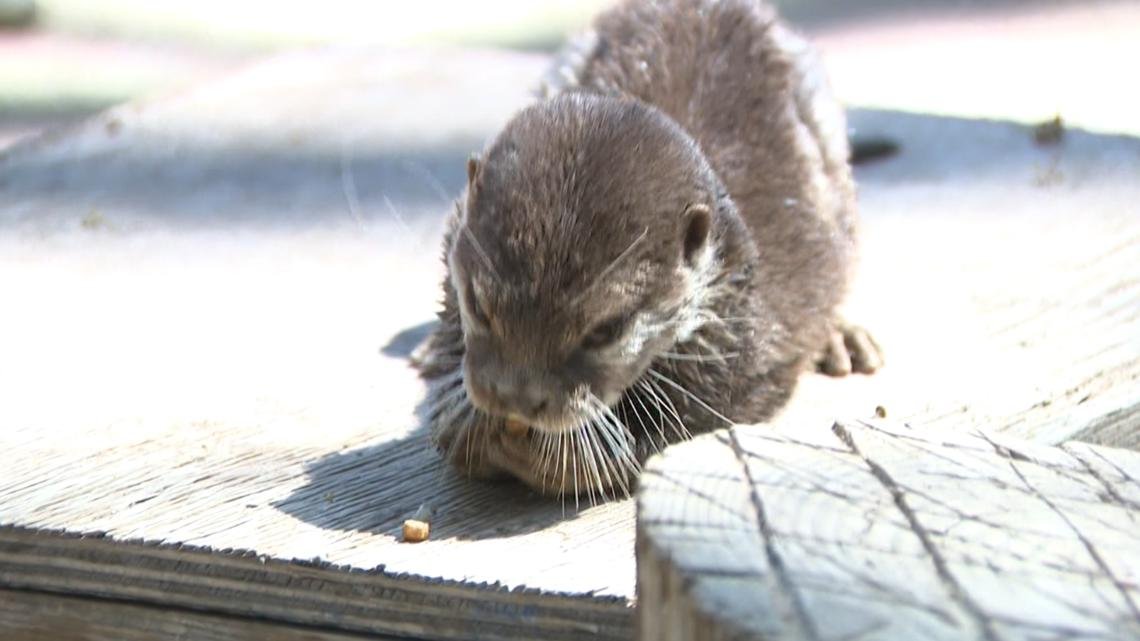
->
<box><xmin>579</xmin><ymin>419</ymin><xmax>607</xmax><ymax>504</ymax></box>
<box><xmin>636</xmin><ymin>380</ymin><xmax>671</xmax><ymax>447</ymax></box>
<box><xmin>570</xmin><ymin>427</ymin><xmax>588</xmax><ymax>505</ymax></box>
<box><xmin>588</xmin><ymin>399</ymin><xmax>624</xmax><ymax>499</ymax></box>
<box><xmin>656</xmin><ymin>378</ymin><xmax>693</xmax><ymax>440</ymax></box>
<box><xmin>559</xmin><ymin>429</ymin><xmax>569</xmax><ymax>501</ymax></box>
<box><xmin>543</xmin><ymin>429</ymin><xmax>559</xmax><ymax>488</ymax></box>
<box><xmin>598</xmin><ymin>402</ymin><xmax>640</xmax><ymax>474</ymax></box>
<box><xmin>640</xmin><ymin>378</ymin><xmax>691</xmax><ymax>441</ymax></box>
<box><xmin>589</xmin><ymin>397</ymin><xmax>636</xmax><ymax>497</ymax></box>
<box><xmin>463</xmin><ymin>412</ymin><xmax>476</xmax><ymax>472</ymax></box>
<box><xmin>569</xmin><ymin>426</ymin><xmax>580</xmax><ymax>509</ymax></box>
<box><xmin>569</xmin><ymin>227</ymin><xmax>648</xmax><ymax>307</ymax></box>
<box><xmin>584</xmin><ymin>423</ymin><xmax>606</xmax><ymax>505</ymax></box>
<box><xmin>648</xmin><ymin>368</ymin><xmax>733</xmax><ymax>426</ymax></box>
<box><xmin>401</xmin><ymin>159</ymin><xmax>454</xmax><ymax>207</ymax></box>
<box><xmin>585</xmin><ymin>402</ymin><xmax>617</xmax><ymax>501</ymax></box>
<box><xmin>705</xmin><ymin>316</ymin><xmax>761</xmax><ymax>323</ymax></box>
<box><xmin>382</xmin><ymin>194</ymin><xmax>414</xmax><ymax>235</ymax></box>
<box><xmin>460</xmin><ymin>223</ymin><xmax>502</xmax><ymax>283</ymax></box>
<box><xmin>339</xmin><ymin>141</ymin><xmax>367</xmax><ymax>230</ymax></box>
<box><xmin>627</xmin><ymin>387</ymin><xmax>665</xmax><ymax>453</ymax></box>
<box><xmin>657</xmin><ymin>350</ymin><xmax>739</xmax><ymax>362</ymax></box>
<box><xmin>534</xmin><ymin>430</ymin><xmax>553</xmax><ymax>491</ymax></box>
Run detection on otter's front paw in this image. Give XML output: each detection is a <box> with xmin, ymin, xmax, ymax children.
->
<box><xmin>817</xmin><ymin>322</ymin><xmax>882</xmax><ymax>376</ymax></box>
<box><xmin>431</xmin><ymin>404</ymin><xmax>506</xmax><ymax>481</ymax></box>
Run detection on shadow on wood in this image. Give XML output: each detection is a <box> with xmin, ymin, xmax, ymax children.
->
<box><xmin>276</xmin><ymin>318</ymin><xmax>596</xmax><ymax>541</ymax></box>
<box><xmin>272</xmin><ymin>423</ymin><xmax>594</xmax><ymax>541</ymax></box>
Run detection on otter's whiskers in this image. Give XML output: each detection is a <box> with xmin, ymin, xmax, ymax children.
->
<box><xmin>647</xmin><ymin>368</ymin><xmax>734</xmax><ymax>427</ymax></box>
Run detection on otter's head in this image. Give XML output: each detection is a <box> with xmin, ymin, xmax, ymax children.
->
<box><xmin>449</xmin><ymin>93</ymin><xmax>724</xmax><ymax>434</ymax></box>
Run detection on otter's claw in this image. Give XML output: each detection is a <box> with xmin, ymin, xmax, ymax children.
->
<box><xmin>817</xmin><ymin>323</ymin><xmax>882</xmax><ymax>376</ymax></box>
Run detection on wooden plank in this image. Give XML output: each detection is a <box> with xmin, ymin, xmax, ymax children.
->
<box><xmin>0</xmin><ymin>526</ymin><xmax>629</xmax><ymax>641</ymax></box>
<box><xmin>637</xmin><ymin>421</ymin><xmax>1140</xmax><ymax>641</ymax></box>
<box><xmin>0</xmin><ymin>47</ymin><xmax>640</xmax><ymax>640</ymax></box>
<box><xmin>777</xmin><ymin>106</ymin><xmax>1140</xmax><ymax>448</ymax></box>
<box><xmin>0</xmin><ymin>588</ymin><xmax>399</xmax><ymax>641</ymax></box>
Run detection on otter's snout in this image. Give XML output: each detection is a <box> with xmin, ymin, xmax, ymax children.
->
<box><xmin>479</xmin><ymin>377</ymin><xmax>549</xmax><ymax>417</ymax></box>
<box><xmin>464</xmin><ymin>360</ymin><xmax>577</xmax><ymax>430</ymax></box>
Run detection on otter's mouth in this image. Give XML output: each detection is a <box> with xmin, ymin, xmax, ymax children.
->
<box><xmin>463</xmin><ymin>372</ymin><xmax>627</xmax><ymax>435</ymax></box>
<box><xmin>497</xmin><ymin>408</ymin><xmax>585</xmax><ymax>435</ymax></box>
<box><xmin>477</xmin><ymin>394</ymin><xmax>612</xmax><ymax>435</ymax></box>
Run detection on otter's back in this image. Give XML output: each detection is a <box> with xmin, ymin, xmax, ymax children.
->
<box><xmin>544</xmin><ymin>0</ymin><xmax>856</xmax><ymax>353</ymax></box>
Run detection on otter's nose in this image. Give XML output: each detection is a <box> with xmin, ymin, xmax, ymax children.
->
<box><xmin>487</xmin><ymin>379</ymin><xmax>549</xmax><ymax>417</ymax></box>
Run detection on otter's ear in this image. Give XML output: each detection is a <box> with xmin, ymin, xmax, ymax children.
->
<box><xmin>467</xmin><ymin>154</ymin><xmax>481</xmax><ymax>188</ymax></box>
<box><xmin>682</xmin><ymin>203</ymin><xmax>711</xmax><ymax>267</ymax></box>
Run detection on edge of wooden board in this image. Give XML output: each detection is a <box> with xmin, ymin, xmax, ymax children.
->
<box><xmin>0</xmin><ymin>524</ymin><xmax>632</xmax><ymax>641</ymax></box>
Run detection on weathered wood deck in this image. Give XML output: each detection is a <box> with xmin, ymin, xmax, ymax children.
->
<box><xmin>1</xmin><ymin>39</ymin><xmax>1138</xmax><ymax>640</ymax></box>
<box><xmin>638</xmin><ymin>421</ymin><xmax>1140</xmax><ymax>641</ymax></box>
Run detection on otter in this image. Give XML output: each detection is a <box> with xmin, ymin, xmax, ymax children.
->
<box><xmin>415</xmin><ymin>0</ymin><xmax>881</xmax><ymax>499</ymax></box>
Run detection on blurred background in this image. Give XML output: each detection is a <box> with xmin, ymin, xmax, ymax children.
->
<box><xmin>2</xmin><ymin>0</ymin><xmax>1137</xmax><ymax>150</ymax></box>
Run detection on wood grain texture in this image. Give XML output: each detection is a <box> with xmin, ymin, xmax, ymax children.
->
<box><xmin>0</xmin><ymin>588</ymin><xmax>399</xmax><ymax>641</ymax></box>
<box><xmin>637</xmin><ymin>421</ymin><xmax>1140</xmax><ymax>641</ymax></box>
<box><xmin>0</xmin><ymin>47</ymin><xmax>640</xmax><ymax>641</ymax></box>
<box><xmin>0</xmin><ymin>527</ymin><xmax>627</xmax><ymax>641</ymax></box>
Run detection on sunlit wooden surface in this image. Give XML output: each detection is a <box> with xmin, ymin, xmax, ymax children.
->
<box><xmin>1</xmin><ymin>30</ymin><xmax>1137</xmax><ymax>640</ymax></box>
<box><xmin>638</xmin><ymin>421</ymin><xmax>1140</xmax><ymax>641</ymax></box>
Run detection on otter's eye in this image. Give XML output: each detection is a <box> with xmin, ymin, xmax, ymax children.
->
<box><xmin>581</xmin><ymin>315</ymin><xmax>629</xmax><ymax>350</ymax></box>
<box><xmin>464</xmin><ymin>280</ymin><xmax>490</xmax><ymax>330</ymax></box>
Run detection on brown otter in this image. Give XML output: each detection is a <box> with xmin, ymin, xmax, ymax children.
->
<box><xmin>415</xmin><ymin>0</ymin><xmax>880</xmax><ymax>499</ymax></box>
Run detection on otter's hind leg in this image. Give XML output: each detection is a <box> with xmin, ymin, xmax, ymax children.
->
<box><xmin>816</xmin><ymin>322</ymin><xmax>883</xmax><ymax>376</ymax></box>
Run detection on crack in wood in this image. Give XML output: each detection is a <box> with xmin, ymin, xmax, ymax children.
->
<box><xmin>987</xmin><ymin>612</ymin><xmax>1132</xmax><ymax>638</ymax></box>
<box><xmin>740</xmin><ymin>452</ymin><xmax>864</xmax><ymax>502</ymax></box>
<box><xmin>829</xmin><ymin>619</ymin><xmax>892</xmax><ymax>641</ymax></box>
<box><xmin>831</xmin><ymin>422</ymin><xmax>1000</xmax><ymax>641</ymax></box>
<box><xmin>741</xmin><ymin>433</ymin><xmax>851</xmax><ymax>455</ymax></box>
<box><xmin>726</xmin><ymin>428</ymin><xmax>822</xmax><ymax>641</ymax></box>
<box><xmin>798</xmin><ymin>546</ymin><xmax>960</xmax><ymax>626</ymax></box>
<box><xmin>887</xmin><ymin>483</ymin><xmax>1051</xmax><ymax>537</ymax></box>
<box><xmin>855</xmin><ymin>421</ymin><xmax>1010</xmax><ymax>473</ymax></box>
<box><xmin>1002</xmin><ymin>458</ymin><xmax>1140</xmax><ymax>624</ymax></box>
<box><xmin>1066</xmin><ymin>446</ymin><xmax>1140</xmax><ymax>516</ymax></box>
<box><xmin>639</xmin><ymin>469</ymin><xmax>755</xmax><ymax>525</ymax></box>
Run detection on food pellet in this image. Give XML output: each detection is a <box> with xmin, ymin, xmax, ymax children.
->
<box><xmin>402</xmin><ymin>519</ymin><xmax>430</xmax><ymax>543</ymax></box>
<box><xmin>504</xmin><ymin>418</ymin><xmax>529</xmax><ymax>437</ymax></box>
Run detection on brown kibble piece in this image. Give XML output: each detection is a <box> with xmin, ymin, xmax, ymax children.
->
<box><xmin>874</xmin><ymin>405</ymin><xmax>887</xmax><ymax>419</ymax></box>
<box><xmin>402</xmin><ymin>519</ymin><xmax>430</xmax><ymax>543</ymax></box>
<box><xmin>1033</xmin><ymin>114</ymin><xmax>1064</xmax><ymax>145</ymax></box>
<box><xmin>504</xmin><ymin>418</ymin><xmax>529</xmax><ymax>437</ymax></box>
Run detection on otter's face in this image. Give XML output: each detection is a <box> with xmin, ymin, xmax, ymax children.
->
<box><xmin>450</xmin><ymin>247</ymin><xmax>679</xmax><ymax>433</ymax></box>
<box><xmin>448</xmin><ymin>94</ymin><xmax>719</xmax><ymax>434</ymax></box>
<box><xmin>450</xmin><ymin>226</ymin><xmax>708</xmax><ymax>433</ymax></box>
